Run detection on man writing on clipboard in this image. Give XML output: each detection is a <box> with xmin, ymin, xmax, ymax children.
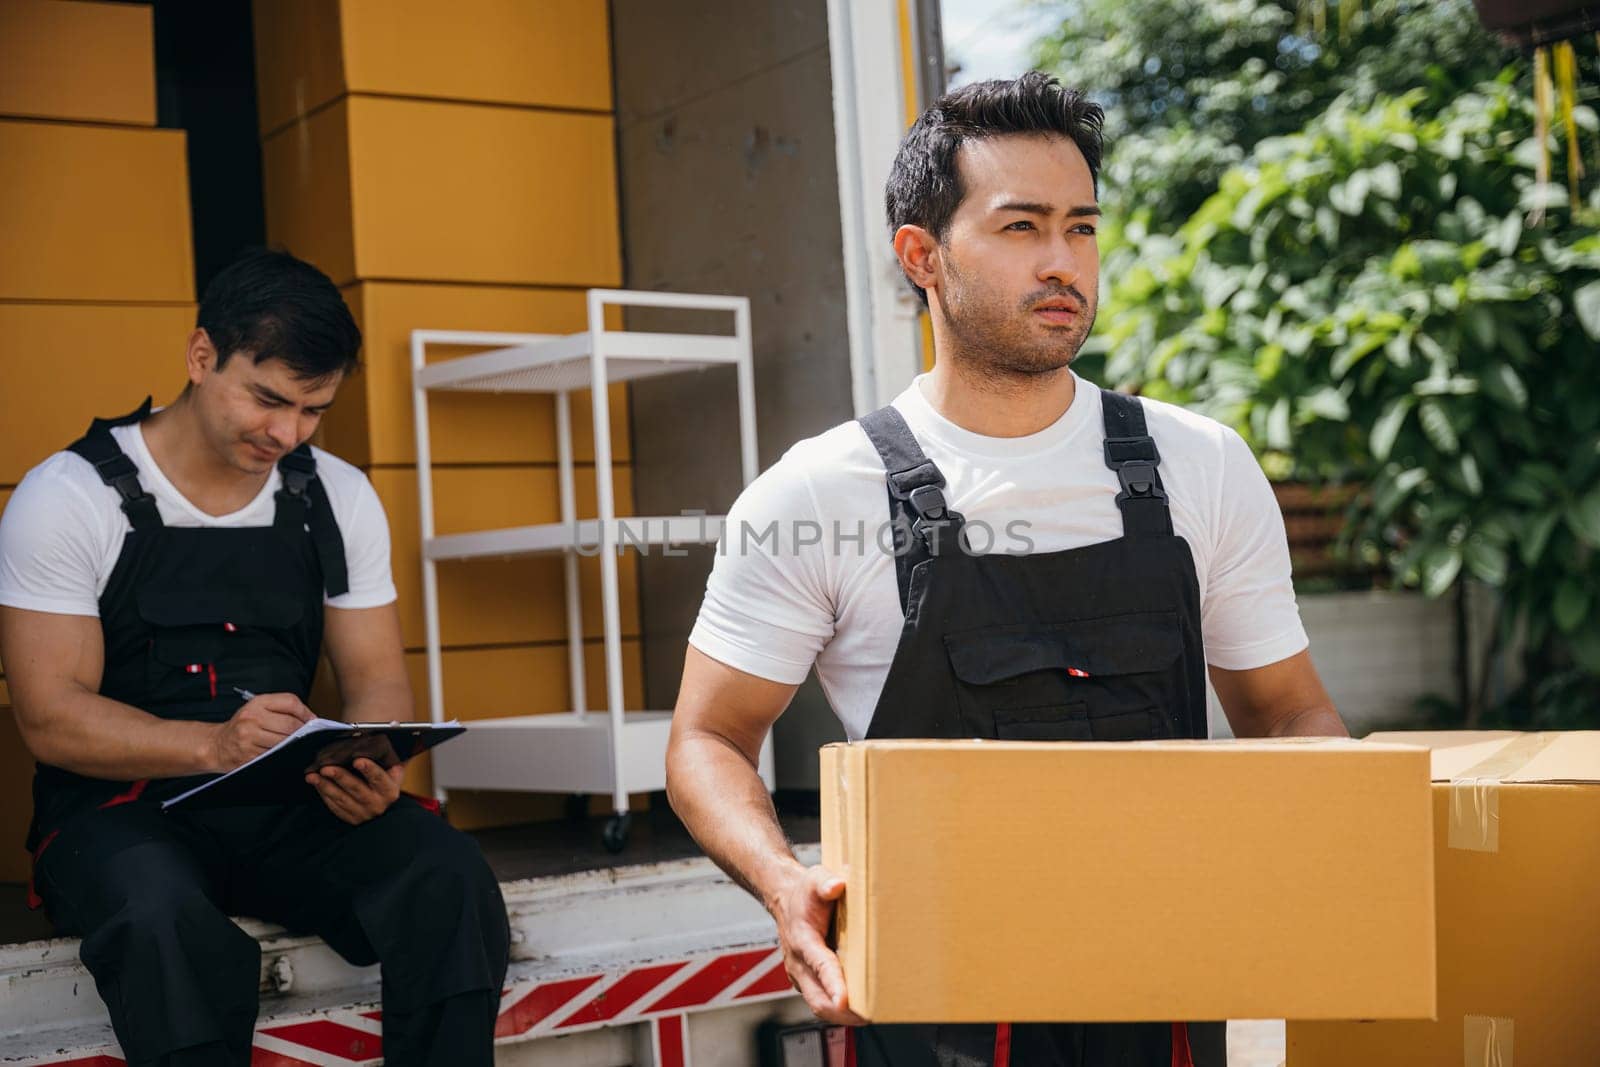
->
<box><xmin>0</xmin><ymin>250</ymin><xmax>509</xmax><ymax>1066</ymax></box>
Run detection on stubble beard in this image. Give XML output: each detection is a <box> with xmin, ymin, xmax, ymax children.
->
<box><xmin>937</xmin><ymin>256</ymin><xmax>1097</xmax><ymax>385</ymax></box>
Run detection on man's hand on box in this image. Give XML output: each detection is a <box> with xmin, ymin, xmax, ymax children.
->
<box><xmin>207</xmin><ymin>692</ymin><xmax>314</xmax><ymax>771</ymax></box>
<box><xmin>771</xmin><ymin>863</ymin><xmax>866</xmax><ymax>1026</ymax></box>
<box><xmin>306</xmin><ymin>757</ymin><xmax>405</xmax><ymax>825</ymax></box>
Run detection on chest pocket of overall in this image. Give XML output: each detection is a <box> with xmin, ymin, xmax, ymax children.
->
<box><xmin>943</xmin><ymin>611</ymin><xmax>1185</xmax><ymax>742</ymax></box>
<box><xmin>136</xmin><ymin>585</ymin><xmax>306</xmax><ymax>716</ymax></box>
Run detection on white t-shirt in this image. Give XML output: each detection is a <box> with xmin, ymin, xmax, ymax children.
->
<box><xmin>0</xmin><ymin>422</ymin><xmax>397</xmax><ymax>617</ymax></box>
<box><xmin>689</xmin><ymin>372</ymin><xmax>1308</xmax><ymax>740</ymax></box>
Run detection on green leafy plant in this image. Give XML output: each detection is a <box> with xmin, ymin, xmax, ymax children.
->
<box><xmin>1051</xmin><ymin>12</ymin><xmax>1600</xmax><ymax>721</ymax></box>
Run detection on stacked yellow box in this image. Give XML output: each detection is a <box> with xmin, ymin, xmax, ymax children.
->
<box><xmin>1290</xmin><ymin>731</ymin><xmax>1600</xmax><ymax>1066</ymax></box>
<box><xmin>251</xmin><ymin>0</ymin><xmax>638</xmax><ymax>826</ymax></box>
<box><xmin>0</xmin><ymin>0</ymin><xmax>194</xmax><ymax>880</ymax></box>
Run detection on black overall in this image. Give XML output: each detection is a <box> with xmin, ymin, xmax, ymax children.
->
<box><xmin>850</xmin><ymin>389</ymin><xmax>1226</xmax><ymax>1067</ymax></box>
<box><xmin>28</xmin><ymin>402</ymin><xmax>509</xmax><ymax>1067</ymax></box>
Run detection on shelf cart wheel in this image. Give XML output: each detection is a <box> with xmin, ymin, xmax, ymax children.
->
<box><xmin>602</xmin><ymin>812</ymin><xmax>632</xmax><ymax>853</ymax></box>
<box><xmin>565</xmin><ymin>793</ymin><xmax>589</xmax><ymax>824</ymax></box>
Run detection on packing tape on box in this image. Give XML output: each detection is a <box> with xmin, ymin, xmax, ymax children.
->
<box><xmin>1448</xmin><ymin>732</ymin><xmax>1557</xmax><ymax>852</ymax></box>
<box><xmin>1464</xmin><ymin>1014</ymin><xmax>1513</xmax><ymax>1067</ymax></box>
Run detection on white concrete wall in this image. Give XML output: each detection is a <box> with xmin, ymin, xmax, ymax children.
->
<box><xmin>1211</xmin><ymin>589</ymin><xmax>1458</xmax><ymax>737</ymax></box>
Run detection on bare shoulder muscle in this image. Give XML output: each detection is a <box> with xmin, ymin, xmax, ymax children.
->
<box><xmin>673</xmin><ymin>644</ymin><xmax>799</xmax><ymax>763</ymax></box>
<box><xmin>0</xmin><ymin>606</ymin><xmax>104</xmax><ymax>733</ymax></box>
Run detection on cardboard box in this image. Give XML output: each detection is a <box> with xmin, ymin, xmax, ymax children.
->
<box><xmin>253</xmin><ymin>0</ymin><xmax>612</xmax><ymax>133</ymax></box>
<box><xmin>0</xmin><ymin>121</ymin><xmax>193</xmax><ymax>303</ymax></box>
<box><xmin>820</xmin><ymin>738</ymin><xmax>1437</xmax><ymax>1023</ymax></box>
<box><xmin>1289</xmin><ymin>730</ymin><xmax>1600</xmax><ymax>1066</ymax></box>
<box><xmin>261</xmin><ymin>95</ymin><xmax>620</xmax><ymax>289</ymax></box>
<box><xmin>0</xmin><ymin>0</ymin><xmax>156</xmax><ymax>125</ymax></box>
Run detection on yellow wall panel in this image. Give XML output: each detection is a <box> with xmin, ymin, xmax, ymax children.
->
<box><xmin>339</xmin><ymin>0</ymin><xmax>612</xmax><ymax>113</ymax></box>
<box><xmin>312</xmin><ymin>323</ymin><xmax>373</xmax><ymax>467</ymax></box>
<box><xmin>252</xmin><ymin>0</ymin><xmax>611</xmax><ymax>133</ymax></box>
<box><xmin>371</xmin><ymin>464</ymin><xmax>640</xmax><ymax>649</ymax></box>
<box><xmin>260</xmin><ymin>99</ymin><xmax>357</xmax><ymax>288</ymax></box>
<box><xmin>262</xmin><ymin>98</ymin><xmax>619</xmax><ymax>288</ymax></box>
<box><xmin>339</xmin><ymin>281</ymin><xmax>629</xmax><ymax>467</ymax></box>
<box><xmin>346</xmin><ymin>96</ymin><xmax>620</xmax><ymax>287</ymax></box>
<box><xmin>0</xmin><ymin>0</ymin><xmax>156</xmax><ymax>126</ymax></box>
<box><xmin>0</xmin><ymin>120</ymin><xmax>193</xmax><ymax>302</ymax></box>
<box><xmin>251</xmin><ymin>0</ymin><xmax>347</xmax><ymax>136</ymax></box>
<box><xmin>0</xmin><ymin>303</ymin><xmax>193</xmax><ymax>484</ymax></box>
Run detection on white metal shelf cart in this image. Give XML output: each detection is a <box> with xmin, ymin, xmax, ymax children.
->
<box><xmin>411</xmin><ymin>289</ymin><xmax>773</xmax><ymax>851</ymax></box>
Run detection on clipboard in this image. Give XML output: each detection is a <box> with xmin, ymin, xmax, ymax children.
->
<box><xmin>161</xmin><ymin>718</ymin><xmax>466</xmax><ymax>810</ymax></box>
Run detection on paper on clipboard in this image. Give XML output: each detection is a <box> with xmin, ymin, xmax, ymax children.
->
<box><xmin>161</xmin><ymin>718</ymin><xmax>465</xmax><ymax>810</ymax></box>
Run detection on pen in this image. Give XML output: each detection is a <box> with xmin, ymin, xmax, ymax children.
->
<box><xmin>233</xmin><ymin>687</ymin><xmax>256</xmax><ymax>702</ymax></box>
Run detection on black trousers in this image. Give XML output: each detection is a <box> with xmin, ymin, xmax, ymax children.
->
<box><xmin>33</xmin><ymin>796</ymin><xmax>510</xmax><ymax>1067</ymax></box>
<box><xmin>856</xmin><ymin>1023</ymin><xmax>1187</xmax><ymax>1067</ymax></box>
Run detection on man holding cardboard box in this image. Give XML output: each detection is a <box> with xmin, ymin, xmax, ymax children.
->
<box><xmin>666</xmin><ymin>73</ymin><xmax>1348</xmax><ymax>1066</ymax></box>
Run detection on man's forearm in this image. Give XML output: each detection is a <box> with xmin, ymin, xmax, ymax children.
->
<box><xmin>17</xmin><ymin>688</ymin><xmax>217</xmax><ymax>779</ymax></box>
<box><xmin>666</xmin><ymin>729</ymin><xmax>805</xmax><ymax>909</ymax></box>
<box><xmin>336</xmin><ymin>676</ymin><xmax>414</xmax><ymax>725</ymax></box>
<box><xmin>1267</xmin><ymin>705</ymin><xmax>1349</xmax><ymax>738</ymax></box>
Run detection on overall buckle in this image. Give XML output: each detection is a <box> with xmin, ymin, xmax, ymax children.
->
<box><xmin>1114</xmin><ymin>460</ymin><xmax>1167</xmax><ymax>505</ymax></box>
<box><xmin>907</xmin><ymin>484</ymin><xmax>966</xmax><ymax>554</ymax></box>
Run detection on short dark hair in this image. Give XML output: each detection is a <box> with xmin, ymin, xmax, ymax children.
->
<box><xmin>885</xmin><ymin>72</ymin><xmax>1106</xmax><ymax>305</ymax></box>
<box><xmin>196</xmin><ymin>248</ymin><xmax>361</xmax><ymax>380</ymax></box>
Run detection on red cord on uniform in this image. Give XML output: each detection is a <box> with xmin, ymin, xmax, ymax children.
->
<box><xmin>994</xmin><ymin>1023</ymin><xmax>1012</xmax><ymax>1067</ymax></box>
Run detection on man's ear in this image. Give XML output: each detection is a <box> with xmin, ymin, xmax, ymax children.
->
<box><xmin>185</xmin><ymin>328</ymin><xmax>218</xmax><ymax>387</ymax></box>
<box><xmin>892</xmin><ymin>224</ymin><xmax>940</xmax><ymax>296</ymax></box>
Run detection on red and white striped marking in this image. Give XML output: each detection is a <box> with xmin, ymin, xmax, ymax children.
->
<box><xmin>24</xmin><ymin>945</ymin><xmax>793</xmax><ymax>1065</ymax></box>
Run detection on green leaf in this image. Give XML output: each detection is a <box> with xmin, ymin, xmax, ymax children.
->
<box><xmin>1315</xmin><ymin>206</ymin><xmax>1339</xmax><ymax>245</ymax></box>
<box><xmin>1459</xmin><ymin>453</ymin><xmax>1482</xmax><ymax>496</ymax></box>
<box><xmin>1266</xmin><ymin>397</ymin><xmax>1292</xmax><ymax>450</ymax></box>
<box><xmin>1383</xmin><ymin>331</ymin><xmax>1413</xmax><ymax>368</ymax></box>
<box><xmin>1255</xmin><ymin>343</ymin><xmax>1285</xmax><ymax>381</ymax></box>
<box><xmin>1521</xmin><ymin>511</ymin><xmax>1561</xmax><ymax>566</ymax></box>
<box><xmin>1570</xmin><ymin>626</ymin><xmax>1600</xmax><ymax>674</ymax></box>
<box><xmin>1301</xmin><ymin>386</ymin><xmax>1351</xmax><ymax>422</ymax></box>
<box><xmin>1575</xmin><ymin>281</ymin><xmax>1600</xmax><ymax>341</ymax></box>
<box><xmin>1369</xmin><ymin>162</ymin><xmax>1402</xmax><ymax>201</ymax></box>
<box><xmin>1463</xmin><ymin>537</ymin><xmax>1508</xmax><ymax>586</ymax></box>
<box><xmin>1330</xmin><ymin>334</ymin><xmax>1386</xmax><ymax>379</ymax></box>
<box><xmin>1480</xmin><ymin>364</ymin><xmax>1528</xmax><ymax>410</ymax></box>
<box><xmin>1421</xmin><ymin>545</ymin><xmax>1462</xmax><ymax>598</ymax></box>
<box><xmin>1370</xmin><ymin>397</ymin><xmax>1414</xmax><ymax>462</ymax></box>
<box><xmin>1499</xmin><ymin>325</ymin><xmax>1534</xmax><ymax>364</ymax></box>
<box><xmin>1555</xmin><ymin>580</ymin><xmax>1591</xmax><ymax>634</ymax></box>
<box><xmin>1567</xmin><ymin>488</ymin><xmax>1600</xmax><ymax>547</ymax></box>
<box><xmin>1413</xmin><ymin>376</ymin><xmax>1478</xmax><ymax>396</ymax></box>
<box><xmin>1492</xmin><ymin>213</ymin><xmax>1522</xmax><ymax>256</ymax></box>
<box><xmin>1418</xmin><ymin>400</ymin><xmax>1459</xmax><ymax>454</ymax></box>
<box><xmin>1464</xmin><ymin>306</ymin><xmax>1497</xmax><ymax>350</ymax></box>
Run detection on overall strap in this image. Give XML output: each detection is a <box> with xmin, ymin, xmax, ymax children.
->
<box><xmin>65</xmin><ymin>397</ymin><xmax>162</xmax><ymax>531</ymax></box>
<box><xmin>1101</xmin><ymin>390</ymin><xmax>1173</xmax><ymax>538</ymax></box>
<box><xmin>274</xmin><ymin>445</ymin><xmax>351</xmax><ymax>598</ymax></box>
<box><xmin>858</xmin><ymin>405</ymin><xmax>965</xmax><ymax>614</ymax></box>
